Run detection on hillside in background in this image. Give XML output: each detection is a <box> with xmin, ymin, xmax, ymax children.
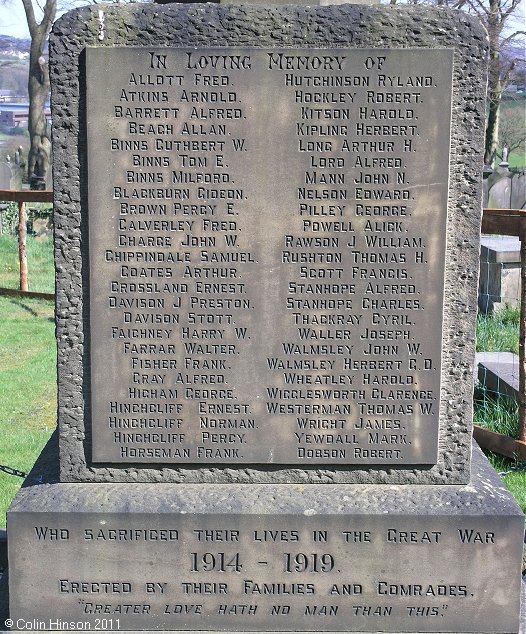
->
<box><xmin>0</xmin><ymin>35</ymin><xmax>30</xmax><ymax>100</ymax></box>
<box><xmin>0</xmin><ymin>35</ymin><xmax>30</xmax><ymax>58</ymax></box>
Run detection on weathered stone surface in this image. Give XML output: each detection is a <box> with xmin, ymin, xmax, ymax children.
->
<box><xmin>479</xmin><ymin>235</ymin><xmax>522</xmax><ymax>312</ymax></box>
<box><xmin>7</xmin><ymin>444</ymin><xmax>524</xmax><ymax>633</ymax></box>
<box><xmin>477</xmin><ymin>351</ymin><xmax>519</xmax><ymax>399</ymax></box>
<box><xmin>50</xmin><ymin>2</ymin><xmax>487</xmax><ymax>484</ymax></box>
<box><xmin>86</xmin><ymin>46</ymin><xmax>450</xmax><ymax>467</ymax></box>
<box><xmin>6</xmin><ymin>6</ymin><xmax>524</xmax><ymax>634</ymax></box>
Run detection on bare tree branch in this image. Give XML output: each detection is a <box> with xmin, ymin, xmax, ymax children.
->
<box><xmin>501</xmin><ymin>30</ymin><xmax>526</xmax><ymax>46</ymax></box>
<box><xmin>20</xmin><ymin>0</ymin><xmax>38</xmax><ymax>35</ymax></box>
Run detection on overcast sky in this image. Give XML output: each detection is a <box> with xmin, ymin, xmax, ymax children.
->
<box><xmin>0</xmin><ymin>1</ymin><xmax>34</xmax><ymax>39</ymax></box>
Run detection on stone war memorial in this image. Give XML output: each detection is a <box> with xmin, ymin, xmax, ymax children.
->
<box><xmin>5</xmin><ymin>1</ymin><xmax>525</xmax><ymax>633</ymax></box>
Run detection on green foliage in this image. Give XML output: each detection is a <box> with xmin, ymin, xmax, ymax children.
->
<box><xmin>0</xmin><ymin>234</ymin><xmax>54</xmax><ymax>293</ymax></box>
<box><xmin>474</xmin><ymin>387</ymin><xmax>519</xmax><ymax>437</ymax></box>
<box><xmin>28</xmin><ymin>203</ymin><xmax>53</xmax><ymax>219</ymax></box>
<box><xmin>475</xmin><ymin>306</ymin><xmax>524</xmax><ymax>512</ymax></box>
<box><xmin>499</xmin><ymin>96</ymin><xmax>526</xmax><ymax>168</ymax></box>
<box><xmin>1</xmin><ymin>203</ymin><xmax>53</xmax><ymax>236</ymax></box>
<box><xmin>486</xmin><ymin>453</ymin><xmax>526</xmax><ymax>515</ymax></box>
<box><xmin>476</xmin><ymin>305</ymin><xmax>520</xmax><ymax>354</ymax></box>
<box><xmin>0</xmin><ymin>201</ymin><xmax>19</xmax><ymax>234</ymax></box>
<box><xmin>0</xmin><ymin>295</ymin><xmax>56</xmax><ymax>528</ymax></box>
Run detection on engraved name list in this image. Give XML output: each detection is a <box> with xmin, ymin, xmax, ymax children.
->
<box><xmin>86</xmin><ymin>48</ymin><xmax>453</xmax><ymax>465</ymax></box>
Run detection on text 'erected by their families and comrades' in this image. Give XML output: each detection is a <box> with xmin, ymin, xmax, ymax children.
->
<box><xmin>25</xmin><ymin>512</ymin><xmax>501</xmax><ymax>630</ymax></box>
<box><xmin>87</xmin><ymin>48</ymin><xmax>453</xmax><ymax>465</ymax></box>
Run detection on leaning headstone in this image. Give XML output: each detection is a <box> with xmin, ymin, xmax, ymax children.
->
<box><xmin>6</xmin><ymin>3</ymin><xmax>524</xmax><ymax>633</ymax></box>
<box><xmin>511</xmin><ymin>171</ymin><xmax>526</xmax><ymax>210</ymax></box>
<box><xmin>32</xmin><ymin>216</ymin><xmax>53</xmax><ymax>240</ymax></box>
<box><xmin>488</xmin><ymin>174</ymin><xmax>512</xmax><ymax>209</ymax></box>
<box><xmin>0</xmin><ymin>163</ymin><xmax>13</xmax><ymax>190</ymax></box>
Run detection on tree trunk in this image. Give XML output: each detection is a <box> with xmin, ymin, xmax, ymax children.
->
<box><xmin>484</xmin><ymin>78</ymin><xmax>502</xmax><ymax>168</ymax></box>
<box><xmin>27</xmin><ymin>33</ymin><xmax>51</xmax><ymax>189</ymax></box>
<box><xmin>483</xmin><ymin>0</ymin><xmax>501</xmax><ymax>168</ymax></box>
<box><xmin>21</xmin><ymin>0</ymin><xmax>56</xmax><ymax>190</ymax></box>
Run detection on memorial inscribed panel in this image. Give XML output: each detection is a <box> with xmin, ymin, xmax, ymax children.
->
<box><xmin>87</xmin><ymin>48</ymin><xmax>452</xmax><ymax>465</ymax></box>
<box><xmin>9</xmin><ymin>509</ymin><xmax>520</xmax><ymax>632</ymax></box>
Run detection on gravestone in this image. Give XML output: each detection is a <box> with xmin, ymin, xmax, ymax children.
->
<box><xmin>6</xmin><ymin>2</ymin><xmax>524</xmax><ymax>633</ymax></box>
<box><xmin>32</xmin><ymin>216</ymin><xmax>53</xmax><ymax>240</ymax></box>
<box><xmin>0</xmin><ymin>163</ymin><xmax>13</xmax><ymax>190</ymax></box>
<box><xmin>477</xmin><ymin>351</ymin><xmax>519</xmax><ymax>399</ymax></box>
<box><xmin>483</xmin><ymin>171</ymin><xmax>526</xmax><ymax>211</ymax></box>
<box><xmin>479</xmin><ymin>235</ymin><xmax>521</xmax><ymax>312</ymax></box>
<box><xmin>511</xmin><ymin>172</ymin><xmax>526</xmax><ymax>210</ymax></box>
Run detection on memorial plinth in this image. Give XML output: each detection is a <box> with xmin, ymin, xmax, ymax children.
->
<box><xmin>6</xmin><ymin>2</ymin><xmax>523</xmax><ymax>632</ymax></box>
<box><xmin>8</xmin><ymin>446</ymin><xmax>524</xmax><ymax>633</ymax></box>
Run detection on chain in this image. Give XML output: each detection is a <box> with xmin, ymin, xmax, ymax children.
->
<box><xmin>0</xmin><ymin>464</ymin><xmax>27</xmax><ymax>478</ymax></box>
<box><xmin>498</xmin><ymin>462</ymin><xmax>526</xmax><ymax>477</ymax></box>
<box><xmin>2</xmin><ymin>460</ymin><xmax>526</xmax><ymax>479</ymax></box>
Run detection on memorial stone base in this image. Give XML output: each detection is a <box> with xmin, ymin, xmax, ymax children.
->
<box><xmin>6</xmin><ymin>4</ymin><xmax>523</xmax><ymax>633</ymax></box>
<box><xmin>7</xmin><ymin>444</ymin><xmax>523</xmax><ymax>634</ymax></box>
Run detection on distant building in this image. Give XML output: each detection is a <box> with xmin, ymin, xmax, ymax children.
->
<box><xmin>0</xmin><ymin>90</ymin><xmax>14</xmax><ymax>103</ymax></box>
<box><xmin>0</xmin><ymin>103</ymin><xmax>51</xmax><ymax>128</ymax></box>
<box><xmin>503</xmin><ymin>83</ymin><xmax>525</xmax><ymax>94</ymax></box>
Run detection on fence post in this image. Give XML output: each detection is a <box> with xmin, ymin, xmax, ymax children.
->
<box><xmin>519</xmin><ymin>224</ymin><xmax>526</xmax><ymax>442</ymax></box>
<box><xmin>18</xmin><ymin>200</ymin><xmax>28</xmax><ymax>292</ymax></box>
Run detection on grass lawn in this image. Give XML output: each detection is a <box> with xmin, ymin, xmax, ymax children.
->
<box><xmin>0</xmin><ymin>234</ymin><xmax>54</xmax><ymax>294</ymax></box>
<box><xmin>486</xmin><ymin>454</ymin><xmax>526</xmax><ymax>513</ymax></box>
<box><xmin>0</xmin><ymin>234</ymin><xmax>55</xmax><ymax>526</ymax></box>
<box><xmin>500</xmin><ymin>96</ymin><xmax>526</xmax><ymax>169</ymax></box>
<box><xmin>474</xmin><ymin>387</ymin><xmax>526</xmax><ymax>513</ymax></box>
<box><xmin>0</xmin><ymin>295</ymin><xmax>56</xmax><ymax>528</ymax></box>
<box><xmin>475</xmin><ymin>304</ymin><xmax>526</xmax><ymax>513</ymax></box>
<box><xmin>476</xmin><ymin>305</ymin><xmax>520</xmax><ymax>355</ymax></box>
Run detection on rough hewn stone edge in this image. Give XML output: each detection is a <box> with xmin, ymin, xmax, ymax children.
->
<box><xmin>5</xmin><ymin>445</ymin><xmax>524</xmax><ymax>632</ymax></box>
<box><xmin>50</xmin><ymin>3</ymin><xmax>488</xmax><ymax>484</ymax></box>
<box><xmin>4</xmin><ymin>445</ymin><xmax>526</xmax><ymax>630</ymax></box>
<box><xmin>7</xmin><ymin>443</ymin><xmax>524</xmax><ymax>515</ymax></box>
